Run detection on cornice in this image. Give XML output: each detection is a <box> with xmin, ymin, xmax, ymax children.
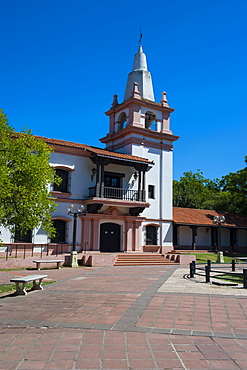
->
<box><xmin>105</xmin><ymin>97</ymin><xmax>174</xmax><ymax>115</ymax></box>
<box><xmin>101</xmin><ymin>125</ymin><xmax>179</xmax><ymax>145</ymax></box>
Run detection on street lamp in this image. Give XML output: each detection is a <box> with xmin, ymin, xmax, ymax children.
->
<box><xmin>67</xmin><ymin>204</ymin><xmax>86</xmax><ymax>267</ymax></box>
<box><xmin>213</xmin><ymin>215</ymin><xmax>225</xmax><ymax>251</ymax></box>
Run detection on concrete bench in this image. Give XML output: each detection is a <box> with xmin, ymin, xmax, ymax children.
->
<box><xmin>10</xmin><ymin>274</ymin><xmax>48</xmax><ymax>295</ymax></box>
<box><xmin>33</xmin><ymin>259</ymin><xmax>64</xmax><ymax>270</ymax></box>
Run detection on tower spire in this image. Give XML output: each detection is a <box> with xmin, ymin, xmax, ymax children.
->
<box><xmin>124</xmin><ymin>45</ymin><xmax>155</xmax><ymax>102</ymax></box>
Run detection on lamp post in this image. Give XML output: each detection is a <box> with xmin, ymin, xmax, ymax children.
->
<box><xmin>68</xmin><ymin>204</ymin><xmax>85</xmax><ymax>267</ymax></box>
<box><xmin>213</xmin><ymin>215</ymin><xmax>225</xmax><ymax>251</ymax></box>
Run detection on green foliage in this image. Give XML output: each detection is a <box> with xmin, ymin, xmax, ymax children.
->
<box><xmin>219</xmin><ymin>162</ymin><xmax>247</xmax><ymax>215</ymax></box>
<box><xmin>173</xmin><ymin>157</ymin><xmax>247</xmax><ymax>215</ymax></box>
<box><xmin>213</xmin><ymin>273</ymin><xmax>243</xmax><ymax>284</ymax></box>
<box><xmin>0</xmin><ymin>110</ymin><xmax>60</xmax><ymax>236</ymax></box>
<box><xmin>173</xmin><ymin>170</ymin><xmax>219</xmax><ymax>209</ymax></box>
<box><xmin>184</xmin><ymin>252</ymin><xmax>234</xmax><ymax>264</ymax></box>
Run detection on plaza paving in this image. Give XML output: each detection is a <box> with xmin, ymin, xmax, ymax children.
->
<box><xmin>0</xmin><ymin>264</ymin><xmax>247</xmax><ymax>369</ymax></box>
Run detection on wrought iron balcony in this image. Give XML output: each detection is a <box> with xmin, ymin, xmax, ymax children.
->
<box><xmin>88</xmin><ymin>186</ymin><xmax>146</xmax><ymax>202</ymax></box>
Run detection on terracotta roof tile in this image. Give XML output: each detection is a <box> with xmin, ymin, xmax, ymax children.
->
<box><xmin>173</xmin><ymin>207</ymin><xmax>247</xmax><ymax>228</ymax></box>
<box><xmin>36</xmin><ymin>136</ymin><xmax>153</xmax><ymax>164</ymax></box>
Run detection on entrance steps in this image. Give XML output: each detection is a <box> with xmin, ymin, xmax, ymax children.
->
<box><xmin>114</xmin><ymin>254</ymin><xmax>179</xmax><ymax>266</ymax></box>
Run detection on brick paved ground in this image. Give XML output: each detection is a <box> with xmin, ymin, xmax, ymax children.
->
<box><xmin>0</xmin><ymin>264</ymin><xmax>247</xmax><ymax>369</ymax></box>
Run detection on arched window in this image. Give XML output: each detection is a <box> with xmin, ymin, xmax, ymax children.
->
<box><xmin>145</xmin><ymin>111</ymin><xmax>157</xmax><ymax>130</ymax></box>
<box><xmin>53</xmin><ymin>169</ymin><xmax>69</xmax><ymax>192</ymax></box>
<box><xmin>51</xmin><ymin>220</ymin><xmax>67</xmax><ymax>243</ymax></box>
<box><xmin>146</xmin><ymin>225</ymin><xmax>158</xmax><ymax>245</ymax></box>
<box><xmin>118</xmin><ymin>112</ymin><xmax>127</xmax><ymax>130</ymax></box>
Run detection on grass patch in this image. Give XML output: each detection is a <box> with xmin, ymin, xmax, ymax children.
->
<box><xmin>184</xmin><ymin>253</ymin><xmax>234</xmax><ymax>264</ymax></box>
<box><xmin>213</xmin><ymin>273</ymin><xmax>243</xmax><ymax>284</ymax></box>
<box><xmin>0</xmin><ymin>268</ymin><xmax>27</xmax><ymax>271</ymax></box>
<box><xmin>0</xmin><ymin>280</ymin><xmax>55</xmax><ymax>295</ymax></box>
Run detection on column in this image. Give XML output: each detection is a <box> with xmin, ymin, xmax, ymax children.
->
<box><xmin>173</xmin><ymin>225</ymin><xmax>178</xmax><ymax>246</ymax></box>
<box><xmin>91</xmin><ymin>218</ymin><xmax>100</xmax><ymax>251</ymax></box>
<box><xmin>142</xmin><ymin>171</ymin><xmax>146</xmax><ymax>201</ymax></box>
<box><xmin>81</xmin><ymin>218</ymin><xmax>91</xmax><ymax>251</ymax></box>
<box><xmin>230</xmin><ymin>228</ymin><xmax>237</xmax><ymax>251</ymax></box>
<box><xmin>190</xmin><ymin>226</ymin><xmax>197</xmax><ymax>250</ymax></box>
<box><xmin>133</xmin><ymin>221</ymin><xmax>142</xmax><ymax>251</ymax></box>
<box><xmin>125</xmin><ymin>220</ymin><xmax>133</xmax><ymax>251</ymax></box>
<box><xmin>95</xmin><ymin>163</ymin><xmax>100</xmax><ymax>197</ymax></box>
<box><xmin>100</xmin><ymin>164</ymin><xmax>105</xmax><ymax>198</ymax></box>
<box><xmin>137</xmin><ymin>170</ymin><xmax>141</xmax><ymax>201</ymax></box>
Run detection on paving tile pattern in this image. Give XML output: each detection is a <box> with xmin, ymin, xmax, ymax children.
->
<box><xmin>0</xmin><ymin>264</ymin><xmax>247</xmax><ymax>369</ymax></box>
<box><xmin>137</xmin><ymin>294</ymin><xmax>247</xmax><ymax>337</ymax></box>
<box><xmin>1</xmin><ymin>326</ymin><xmax>247</xmax><ymax>370</ymax></box>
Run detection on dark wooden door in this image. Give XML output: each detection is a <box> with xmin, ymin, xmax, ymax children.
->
<box><xmin>100</xmin><ymin>223</ymin><xmax>121</xmax><ymax>252</ymax></box>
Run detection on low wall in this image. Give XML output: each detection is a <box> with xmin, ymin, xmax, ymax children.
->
<box><xmin>81</xmin><ymin>254</ymin><xmax>118</xmax><ymax>267</ymax></box>
<box><xmin>0</xmin><ymin>254</ymin><xmax>73</xmax><ymax>269</ymax></box>
<box><xmin>0</xmin><ymin>252</ymin><xmax>196</xmax><ymax>269</ymax></box>
<box><xmin>165</xmin><ymin>253</ymin><xmax>196</xmax><ymax>265</ymax></box>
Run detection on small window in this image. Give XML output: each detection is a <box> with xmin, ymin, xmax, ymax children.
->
<box><xmin>146</xmin><ymin>225</ymin><xmax>157</xmax><ymax>245</ymax></box>
<box><xmin>53</xmin><ymin>169</ymin><xmax>69</xmax><ymax>192</ymax></box>
<box><xmin>14</xmin><ymin>229</ymin><xmax>32</xmax><ymax>243</ymax></box>
<box><xmin>51</xmin><ymin>220</ymin><xmax>66</xmax><ymax>243</ymax></box>
<box><xmin>148</xmin><ymin>185</ymin><xmax>155</xmax><ymax>199</ymax></box>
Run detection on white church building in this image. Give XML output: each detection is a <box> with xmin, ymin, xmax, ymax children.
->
<box><xmin>1</xmin><ymin>45</ymin><xmax>179</xmax><ymax>257</ymax></box>
<box><xmin>1</xmin><ymin>46</ymin><xmax>246</xmax><ymax>265</ymax></box>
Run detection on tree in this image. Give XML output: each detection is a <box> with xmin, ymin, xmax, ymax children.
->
<box><xmin>0</xmin><ymin>110</ymin><xmax>60</xmax><ymax>236</ymax></box>
<box><xmin>173</xmin><ymin>157</ymin><xmax>247</xmax><ymax>215</ymax></box>
<box><xmin>173</xmin><ymin>170</ymin><xmax>217</xmax><ymax>209</ymax></box>
<box><xmin>218</xmin><ymin>156</ymin><xmax>247</xmax><ymax>215</ymax></box>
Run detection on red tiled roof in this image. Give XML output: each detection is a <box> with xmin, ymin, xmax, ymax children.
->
<box><xmin>36</xmin><ymin>136</ymin><xmax>153</xmax><ymax>164</ymax></box>
<box><xmin>173</xmin><ymin>207</ymin><xmax>247</xmax><ymax>228</ymax></box>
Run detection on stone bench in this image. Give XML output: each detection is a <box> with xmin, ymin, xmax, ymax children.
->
<box><xmin>10</xmin><ymin>274</ymin><xmax>48</xmax><ymax>295</ymax></box>
<box><xmin>33</xmin><ymin>259</ymin><xmax>64</xmax><ymax>270</ymax></box>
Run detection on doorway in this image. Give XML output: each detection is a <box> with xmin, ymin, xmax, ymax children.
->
<box><xmin>100</xmin><ymin>223</ymin><xmax>121</xmax><ymax>252</ymax></box>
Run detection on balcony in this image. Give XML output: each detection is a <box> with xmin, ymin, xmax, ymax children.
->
<box><xmin>88</xmin><ymin>186</ymin><xmax>146</xmax><ymax>202</ymax></box>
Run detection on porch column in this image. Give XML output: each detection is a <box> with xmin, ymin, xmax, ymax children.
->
<box><xmin>190</xmin><ymin>226</ymin><xmax>197</xmax><ymax>250</ymax></box>
<box><xmin>173</xmin><ymin>224</ymin><xmax>178</xmax><ymax>246</ymax></box>
<box><xmin>81</xmin><ymin>218</ymin><xmax>91</xmax><ymax>251</ymax></box>
<box><xmin>211</xmin><ymin>227</ymin><xmax>217</xmax><ymax>251</ymax></box>
<box><xmin>95</xmin><ymin>163</ymin><xmax>100</xmax><ymax>197</ymax></box>
<box><xmin>100</xmin><ymin>164</ymin><xmax>105</xmax><ymax>198</ymax></box>
<box><xmin>142</xmin><ymin>171</ymin><xmax>146</xmax><ymax>201</ymax></box>
<box><xmin>91</xmin><ymin>218</ymin><xmax>99</xmax><ymax>251</ymax></box>
<box><xmin>125</xmin><ymin>220</ymin><xmax>133</xmax><ymax>251</ymax></box>
<box><xmin>230</xmin><ymin>228</ymin><xmax>237</xmax><ymax>251</ymax></box>
<box><xmin>137</xmin><ymin>170</ymin><xmax>141</xmax><ymax>201</ymax></box>
<box><xmin>133</xmin><ymin>221</ymin><xmax>142</xmax><ymax>251</ymax></box>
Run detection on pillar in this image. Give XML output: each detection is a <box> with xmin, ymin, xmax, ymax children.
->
<box><xmin>81</xmin><ymin>218</ymin><xmax>91</xmax><ymax>251</ymax></box>
<box><xmin>190</xmin><ymin>226</ymin><xmax>197</xmax><ymax>250</ymax></box>
<box><xmin>91</xmin><ymin>219</ymin><xmax>100</xmax><ymax>251</ymax></box>
<box><xmin>125</xmin><ymin>220</ymin><xmax>133</xmax><ymax>251</ymax></box>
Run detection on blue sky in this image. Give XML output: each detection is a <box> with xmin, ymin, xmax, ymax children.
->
<box><xmin>1</xmin><ymin>0</ymin><xmax>246</xmax><ymax>180</ymax></box>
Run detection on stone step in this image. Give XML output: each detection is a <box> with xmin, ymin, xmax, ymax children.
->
<box><xmin>114</xmin><ymin>254</ymin><xmax>179</xmax><ymax>266</ymax></box>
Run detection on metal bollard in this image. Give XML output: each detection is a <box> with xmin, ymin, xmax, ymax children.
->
<box><xmin>205</xmin><ymin>265</ymin><xmax>210</xmax><ymax>283</ymax></box>
<box><xmin>243</xmin><ymin>269</ymin><xmax>247</xmax><ymax>289</ymax></box>
<box><xmin>232</xmin><ymin>259</ymin><xmax>236</xmax><ymax>272</ymax></box>
<box><xmin>190</xmin><ymin>261</ymin><xmax>195</xmax><ymax>278</ymax></box>
<box><xmin>207</xmin><ymin>260</ymin><xmax>211</xmax><ymax>272</ymax></box>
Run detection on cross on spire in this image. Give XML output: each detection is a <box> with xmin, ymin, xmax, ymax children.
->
<box><xmin>138</xmin><ymin>28</ymin><xmax>143</xmax><ymax>44</ymax></box>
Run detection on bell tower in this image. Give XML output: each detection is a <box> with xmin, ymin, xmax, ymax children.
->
<box><xmin>100</xmin><ymin>45</ymin><xmax>179</xmax><ymax>251</ymax></box>
<box><xmin>100</xmin><ymin>45</ymin><xmax>179</xmax><ymax>156</ymax></box>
